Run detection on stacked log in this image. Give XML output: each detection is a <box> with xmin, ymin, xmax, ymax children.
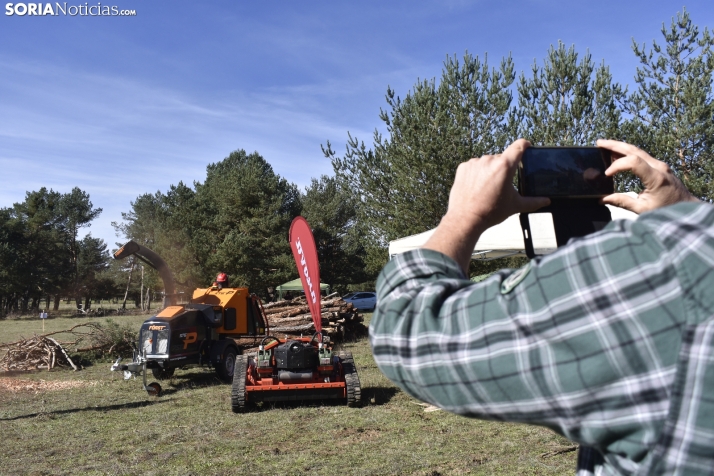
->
<box><xmin>261</xmin><ymin>292</ymin><xmax>368</xmax><ymax>342</ymax></box>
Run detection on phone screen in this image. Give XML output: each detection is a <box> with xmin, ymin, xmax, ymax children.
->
<box><xmin>519</xmin><ymin>147</ymin><xmax>613</xmax><ymax>198</ymax></box>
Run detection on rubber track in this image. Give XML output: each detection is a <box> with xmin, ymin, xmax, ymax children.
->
<box><xmin>231</xmin><ymin>355</ymin><xmax>249</xmax><ymax>413</ymax></box>
<box><xmin>338</xmin><ymin>351</ymin><xmax>362</xmax><ymax>407</ymax></box>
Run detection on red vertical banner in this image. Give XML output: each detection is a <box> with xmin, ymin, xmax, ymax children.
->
<box><xmin>289</xmin><ymin>217</ymin><xmax>322</xmax><ymax>334</ymax></box>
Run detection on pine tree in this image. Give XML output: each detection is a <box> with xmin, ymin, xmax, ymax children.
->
<box><xmin>0</xmin><ymin>188</ymin><xmax>103</xmax><ymax>313</ymax></box>
<box><xmin>199</xmin><ymin>150</ymin><xmax>301</xmax><ymax>295</ymax></box>
<box><xmin>325</xmin><ymin>52</ymin><xmax>517</xmax><ymax>252</ymax></box>
<box><xmin>623</xmin><ymin>8</ymin><xmax>714</xmax><ymax>200</ymax></box>
<box><xmin>516</xmin><ymin>41</ymin><xmax>625</xmax><ymax>145</ymax></box>
<box><xmin>116</xmin><ymin>150</ymin><xmax>301</xmax><ymax>298</ymax></box>
<box><xmin>301</xmin><ymin>175</ymin><xmax>366</xmax><ymax>293</ymax></box>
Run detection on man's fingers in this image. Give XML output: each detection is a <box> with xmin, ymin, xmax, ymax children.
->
<box><xmin>605</xmin><ymin>154</ymin><xmax>668</xmax><ymax>196</ymax></box>
<box><xmin>519</xmin><ymin>196</ymin><xmax>550</xmax><ymax>213</ymax></box>
<box><xmin>598</xmin><ymin>138</ymin><xmax>697</xmax><ymax>213</ymax></box>
<box><xmin>501</xmin><ymin>139</ymin><xmax>531</xmax><ymax>168</ymax></box>
<box><xmin>597</xmin><ymin>139</ymin><xmax>640</xmax><ymax>160</ymax></box>
<box><xmin>597</xmin><ymin>139</ymin><xmax>660</xmax><ymax>168</ymax></box>
<box><xmin>596</xmin><ymin>139</ymin><xmax>636</xmax><ymax>157</ymax></box>
<box><xmin>601</xmin><ymin>193</ymin><xmax>641</xmax><ymax>214</ymax></box>
<box><xmin>605</xmin><ymin>154</ymin><xmax>652</xmax><ymax>180</ymax></box>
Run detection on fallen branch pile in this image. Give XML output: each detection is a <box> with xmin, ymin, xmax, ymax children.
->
<box><xmin>0</xmin><ymin>334</ymin><xmax>79</xmax><ymax>372</ymax></box>
<box><xmin>0</xmin><ymin>322</ymin><xmax>136</xmax><ymax>372</ymax></box>
<box><xmin>262</xmin><ymin>292</ymin><xmax>368</xmax><ymax>341</ymax></box>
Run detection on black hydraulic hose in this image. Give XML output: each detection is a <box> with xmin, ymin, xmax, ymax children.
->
<box><xmin>260</xmin><ymin>335</ymin><xmax>279</xmax><ymax>348</ymax></box>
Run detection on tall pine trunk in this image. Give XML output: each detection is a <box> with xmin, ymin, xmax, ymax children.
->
<box><xmin>122</xmin><ymin>259</ymin><xmax>135</xmax><ymax>310</ymax></box>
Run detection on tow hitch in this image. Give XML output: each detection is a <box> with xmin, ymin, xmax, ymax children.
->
<box><xmin>111</xmin><ymin>355</ymin><xmax>163</xmax><ymax>397</ymax></box>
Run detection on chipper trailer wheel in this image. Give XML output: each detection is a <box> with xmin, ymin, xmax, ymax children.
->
<box><xmin>231</xmin><ymin>355</ymin><xmax>250</xmax><ymax>413</ymax></box>
<box><xmin>338</xmin><ymin>351</ymin><xmax>362</xmax><ymax>407</ymax></box>
<box><xmin>216</xmin><ymin>346</ymin><xmax>238</xmax><ymax>383</ymax></box>
<box><xmin>146</xmin><ymin>382</ymin><xmax>162</xmax><ymax>397</ymax></box>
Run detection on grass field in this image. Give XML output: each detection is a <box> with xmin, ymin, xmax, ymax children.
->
<box><xmin>7</xmin><ymin>299</ymin><xmax>156</xmax><ymax>319</ymax></box>
<box><xmin>0</xmin><ymin>314</ymin><xmax>577</xmax><ymax>475</ymax></box>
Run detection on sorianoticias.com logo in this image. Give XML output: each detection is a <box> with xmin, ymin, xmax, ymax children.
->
<box><xmin>5</xmin><ymin>2</ymin><xmax>137</xmax><ymax>16</ymax></box>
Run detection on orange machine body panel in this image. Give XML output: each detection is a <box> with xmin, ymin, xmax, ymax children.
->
<box><xmin>191</xmin><ymin>287</ymin><xmax>250</xmax><ymax>335</ymax></box>
<box><xmin>156</xmin><ymin>306</ymin><xmax>186</xmax><ymax>319</ymax></box>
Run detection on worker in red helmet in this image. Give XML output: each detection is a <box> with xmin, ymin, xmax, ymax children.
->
<box><xmin>216</xmin><ymin>272</ymin><xmax>229</xmax><ymax>289</ymax></box>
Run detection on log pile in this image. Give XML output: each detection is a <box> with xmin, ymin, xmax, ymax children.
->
<box><xmin>260</xmin><ymin>292</ymin><xmax>368</xmax><ymax>342</ymax></box>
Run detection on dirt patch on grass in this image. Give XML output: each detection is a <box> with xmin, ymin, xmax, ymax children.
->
<box><xmin>335</xmin><ymin>427</ymin><xmax>382</xmax><ymax>444</ymax></box>
<box><xmin>0</xmin><ymin>376</ymin><xmax>98</xmax><ymax>393</ymax></box>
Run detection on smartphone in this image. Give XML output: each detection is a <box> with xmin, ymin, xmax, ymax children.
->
<box><xmin>518</xmin><ymin>147</ymin><xmax>613</xmax><ymax>198</ymax></box>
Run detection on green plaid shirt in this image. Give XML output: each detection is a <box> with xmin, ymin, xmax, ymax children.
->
<box><xmin>370</xmin><ymin>202</ymin><xmax>714</xmax><ymax>475</ymax></box>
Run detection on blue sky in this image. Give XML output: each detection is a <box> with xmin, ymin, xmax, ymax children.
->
<box><xmin>1</xmin><ymin>0</ymin><xmax>711</xmax><ymax>248</ymax></box>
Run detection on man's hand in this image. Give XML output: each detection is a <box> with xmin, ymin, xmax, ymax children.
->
<box><xmin>445</xmin><ymin>139</ymin><xmax>551</xmax><ymax>228</ymax></box>
<box><xmin>424</xmin><ymin>139</ymin><xmax>550</xmax><ymax>273</ymax></box>
<box><xmin>597</xmin><ymin>139</ymin><xmax>699</xmax><ymax>214</ymax></box>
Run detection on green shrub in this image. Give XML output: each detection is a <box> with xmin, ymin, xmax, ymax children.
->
<box><xmin>84</xmin><ymin>319</ymin><xmax>138</xmax><ymax>362</ymax></box>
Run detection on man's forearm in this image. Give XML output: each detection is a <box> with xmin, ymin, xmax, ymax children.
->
<box><xmin>423</xmin><ymin>212</ymin><xmax>487</xmax><ymax>275</ymax></box>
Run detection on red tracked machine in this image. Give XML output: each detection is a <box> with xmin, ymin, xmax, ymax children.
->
<box><xmin>230</xmin><ymin>217</ymin><xmax>361</xmax><ymax>412</ymax></box>
<box><xmin>231</xmin><ymin>333</ymin><xmax>360</xmax><ymax>411</ymax></box>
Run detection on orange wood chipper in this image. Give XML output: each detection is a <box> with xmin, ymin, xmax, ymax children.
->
<box><xmin>110</xmin><ymin>240</ymin><xmax>268</xmax><ymax>396</ymax></box>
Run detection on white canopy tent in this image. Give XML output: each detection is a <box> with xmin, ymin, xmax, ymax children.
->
<box><xmin>389</xmin><ymin>204</ymin><xmax>639</xmax><ymax>260</ymax></box>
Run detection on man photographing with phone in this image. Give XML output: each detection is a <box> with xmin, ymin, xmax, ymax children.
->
<box><xmin>370</xmin><ymin>139</ymin><xmax>707</xmax><ymax>474</ymax></box>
